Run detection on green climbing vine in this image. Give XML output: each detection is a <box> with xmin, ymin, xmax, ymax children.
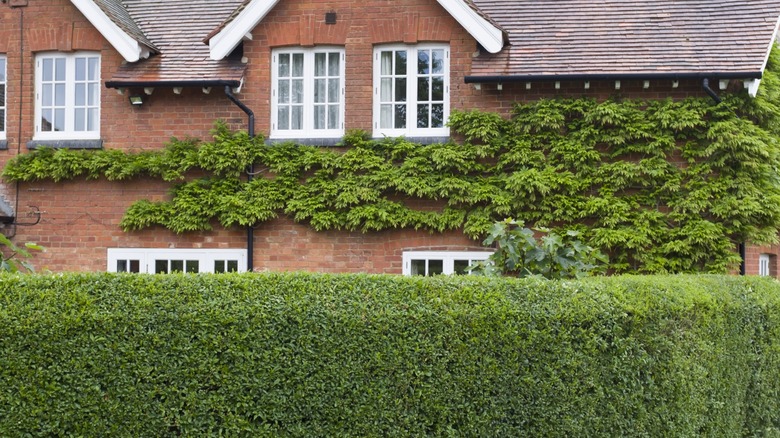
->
<box><xmin>6</xmin><ymin>49</ymin><xmax>780</xmax><ymax>274</ymax></box>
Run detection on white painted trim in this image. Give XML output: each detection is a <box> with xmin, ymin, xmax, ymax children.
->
<box><xmin>402</xmin><ymin>250</ymin><xmax>493</xmax><ymax>276</ymax></box>
<box><xmin>209</xmin><ymin>0</ymin><xmax>281</xmax><ymax>61</ymax></box>
<box><xmin>107</xmin><ymin>248</ymin><xmax>247</xmax><ymax>273</ymax></box>
<box><xmin>69</xmin><ymin>0</ymin><xmax>148</xmax><ymax>63</ymax></box>
<box><xmin>0</xmin><ymin>56</ymin><xmax>5</xmax><ymax>141</ymax></box>
<box><xmin>435</xmin><ymin>0</ymin><xmax>503</xmax><ymax>54</ymax></box>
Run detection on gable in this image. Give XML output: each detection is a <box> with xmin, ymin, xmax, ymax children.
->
<box><xmin>206</xmin><ymin>0</ymin><xmax>504</xmax><ymax>61</ymax></box>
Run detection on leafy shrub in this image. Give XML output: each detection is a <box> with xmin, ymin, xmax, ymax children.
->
<box><xmin>0</xmin><ymin>272</ymin><xmax>778</xmax><ymax>436</ymax></box>
<box><xmin>474</xmin><ymin>218</ymin><xmax>607</xmax><ymax>279</ymax></box>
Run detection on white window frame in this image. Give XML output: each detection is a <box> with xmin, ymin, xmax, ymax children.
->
<box><xmin>402</xmin><ymin>250</ymin><xmax>492</xmax><ymax>276</ymax></box>
<box><xmin>34</xmin><ymin>51</ymin><xmax>101</xmax><ymax>140</ymax></box>
<box><xmin>0</xmin><ymin>55</ymin><xmax>6</xmax><ymax>140</ymax></box>
<box><xmin>270</xmin><ymin>47</ymin><xmax>345</xmax><ymax>139</ymax></box>
<box><xmin>107</xmin><ymin>248</ymin><xmax>247</xmax><ymax>274</ymax></box>
<box><xmin>759</xmin><ymin>253</ymin><xmax>771</xmax><ymax>276</ymax></box>
<box><xmin>373</xmin><ymin>44</ymin><xmax>450</xmax><ymax>138</ymax></box>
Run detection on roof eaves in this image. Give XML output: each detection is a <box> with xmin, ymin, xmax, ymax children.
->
<box><xmin>436</xmin><ymin>0</ymin><xmax>504</xmax><ymax>53</ymax></box>
<box><xmin>209</xmin><ymin>0</ymin><xmax>281</xmax><ymax>61</ymax></box>
<box><xmin>70</xmin><ymin>0</ymin><xmax>153</xmax><ymax>63</ymax></box>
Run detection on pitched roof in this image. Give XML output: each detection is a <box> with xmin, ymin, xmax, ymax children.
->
<box><xmin>468</xmin><ymin>0</ymin><xmax>780</xmax><ymax>80</ymax></box>
<box><xmin>75</xmin><ymin>0</ymin><xmax>247</xmax><ymax>87</ymax></box>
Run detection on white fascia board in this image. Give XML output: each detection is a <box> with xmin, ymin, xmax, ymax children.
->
<box><xmin>752</xmin><ymin>15</ymin><xmax>780</xmax><ymax>97</ymax></box>
<box><xmin>70</xmin><ymin>0</ymin><xmax>147</xmax><ymax>63</ymax></box>
<box><xmin>210</xmin><ymin>0</ymin><xmax>281</xmax><ymax>61</ymax></box>
<box><xmin>436</xmin><ymin>0</ymin><xmax>503</xmax><ymax>53</ymax></box>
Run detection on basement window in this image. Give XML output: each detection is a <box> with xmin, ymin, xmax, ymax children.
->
<box><xmin>402</xmin><ymin>251</ymin><xmax>493</xmax><ymax>276</ymax></box>
<box><xmin>107</xmin><ymin>248</ymin><xmax>246</xmax><ymax>274</ymax></box>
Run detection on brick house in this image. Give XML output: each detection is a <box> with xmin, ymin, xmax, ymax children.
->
<box><xmin>0</xmin><ymin>0</ymin><xmax>778</xmax><ymax>275</ymax></box>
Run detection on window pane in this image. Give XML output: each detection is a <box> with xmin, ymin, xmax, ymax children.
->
<box><xmin>314</xmin><ymin>78</ymin><xmax>326</xmax><ymax>103</ymax></box>
<box><xmin>54</xmin><ymin>109</ymin><xmax>65</xmax><ymax>131</ymax></box>
<box><xmin>417</xmin><ymin>104</ymin><xmax>429</xmax><ymax>128</ymax></box>
<box><xmin>55</xmin><ymin>84</ymin><xmax>66</xmax><ymax>106</ymax></box>
<box><xmin>117</xmin><ymin>260</ymin><xmax>128</xmax><ymax>272</ymax></box>
<box><xmin>395</xmin><ymin>51</ymin><xmax>407</xmax><ymax>75</ymax></box>
<box><xmin>42</xmin><ymin>58</ymin><xmax>53</xmax><ymax>81</ymax></box>
<box><xmin>214</xmin><ymin>260</ymin><xmax>226</xmax><ymax>273</ymax></box>
<box><xmin>278</xmin><ymin>107</ymin><xmax>289</xmax><ymax>130</ymax></box>
<box><xmin>41</xmin><ymin>109</ymin><xmax>53</xmax><ymax>131</ymax></box>
<box><xmin>418</xmin><ymin>50</ymin><xmax>430</xmax><ymax>74</ymax></box>
<box><xmin>155</xmin><ymin>260</ymin><xmax>168</xmax><ymax>274</ymax></box>
<box><xmin>75</xmin><ymin>83</ymin><xmax>86</xmax><ymax>106</ymax></box>
<box><xmin>89</xmin><ymin>84</ymin><xmax>99</xmax><ymax>106</ymax></box>
<box><xmin>0</xmin><ymin>58</ymin><xmax>5</xmax><ymax>81</ymax></box>
<box><xmin>394</xmin><ymin>104</ymin><xmax>406</xmax><ymax>129</ymax></box>
<box><xmin>0</xmin><ymin>109</ymin><xmax>4</xmax><ymax>132</ymax></box>
<box><xmin>292</xmin><ymin>79</ymin><xmax>303</xmax><ymax>104</ymax></box>
<box><xmin>88</xmin><ymin>57</ymin><xmax>99</xmax><ymax>80</ymax></box>
<box><xmin>381</xmin><ymin>51</ymin><xmax>392</xmax><ymax>75</ymax></box>
<box><xmin>88</xmin><ymin>108</ymin><xmax>98</xmax><ymax>131</ymax></box>
<box><xmin>429</xmin><ymin>259</ymin><xmax>443</xmax><ymax>275</ymax></box>
<box><xmin>292</xmin><ymin>53</ymin><xmax>304</xmax><ymax>76</ymax></box>
<box><xmin>170</xmin><ymin>260</ymin><xmax>184</xmax><ymax>273</ymax></box>
<box><xmin>432</xmin><ymin>50</ymin><xmax>445</xmax><ymax>74</ymax></box>
<box><xmin>0</xmin><ymin>85</ymin><xmax>4</xmax><ymax>107</ymax></box>
<box><xmin>279</xmin><ymin>54</ymin><xmax>290</xmax><ymax>77</ymax></box>
<box><xmin>129</xmin><ymin>260</ymin><xmax>140</xmax><ymax>273</ymax></box>
<box><xmin>55</xmin><ymin>58</ymin><xmax>66</xmax><ymax>81</ymax></box>
<box><xmin>291</xmin><ymin>106</ymin><xmax>303</xmax><ymax>130</ymax></box>
<box><xmin>42</xmin><ymin>84</ymin><xmax>52</xmax><ymax>106</ymax></box>
<box><xmin>432</xmin><ymin>104</ymin><xmax>444</xmax><ymax>128</ymax></box>
<box><xmin>328</xmin><ymin>78</ymin><xmax>339</xmax><ymax>103</ymax></box>
<box><xmin>454</xmin><ymin>260</ymin><xmax>469</xmax><ymax>275</ymax></box>
<box><xmin>227</xmin><ymin>260</ymin><xmax>238</xmax><ymax>272</ymax></box>
<box><xmin>380</xmin><ymin>105</ymin><xmax>392</xmax><ymax>129</ymax></box>
<box><xmin>315</xmin><ymin>53</ymin><xmax>326</xmax><ymax>76</ymax></box>
<box><xmin>394</xmin><ymin>78</ymin><xmax>406</xmax><ymax>102</ymax></box>
<box><xmin>432</xmin><ymin>77</ymin><xmax>444</xmax><ymax>101</ymax></box>
<box><xmin>411</xmin><ymin>259</ymin><xmax>426</xmax><ymax>276</ymax></box>
<box><xmin>75</xmin><ymin>58</ymin><xmax>86</xmax><ymax>81</ymax></box>
<box><xmin>418</xmin><ymin>77</ymin><xmax>429</xmax><ymax>101</ymax></box>
<box><xmin>314</xmin><ymin>106</ymin><xmax>325</xmax><ymax>130</ymax></box>
<box><xmin>185</xmin><ymin>260</ymin><xmax>199</xmax><ymax>273</ymax></box>
<box><xmin>328</xmin><ymin>105</ymin><xmax>338</xmax><ymax>129</ymax></box>
<box><xmin>380</xmin><ymin>78</ymin><xmax>392</xmax><ymax>102</ymax></box>
<box><xmin>75</xmin><ymin>108</ymin><xmax>85</xmax><ymax>131</ymax></box>
<box><xmin>328</xmin><ymin>53</ymin><xmax>339</xmax><ymax>76</ymax></box>
<box><xmin>278</xmin><ymin>80</ymin><xmax>290</xmax><ymax>104</ymax></box>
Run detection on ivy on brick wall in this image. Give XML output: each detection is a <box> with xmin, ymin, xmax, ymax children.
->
<box><xmin>6</xmin><ymin>50</ymin><xmax>780</xmax><ymax>274</ymax></box>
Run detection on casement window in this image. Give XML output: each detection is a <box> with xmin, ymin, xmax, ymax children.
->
<box><xmin>107</xmin><ymin>248</ymin><xmax>246</xmax><ymax>274</ymax></box>
<box><xmin>402</xmin><ymin>251</ymin><xmax>492</xmax><ymax>276</ymax></box>
<box><xmin>759</xmin><ymin>253</ymin><xmax>772</xmax><ymax>276</ymax></box>
<box><xmin>0</xmin><ymin>55</ymin><xmax>6</xmax><ymax>140</ymax></box>
<box><xmin>34</xmin><ymin>52</ymin><xmax>100</xmax><ymax>140</ymax></box>
<box><xmin>373</xmin><ymin>45</ymin><xmax>449</xmax><ymax>138</ymax></box>
<box><xmin>271</xmin><ymin>47</ymin><xmax>345</xmax><ymax>139</ymax></box>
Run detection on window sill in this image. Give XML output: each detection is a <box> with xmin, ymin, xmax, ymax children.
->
<box><xmin>27</xmin><ymin>139</ymin><xmax>103</xmax><ymax>150</ymax></box>
<box><xmin>373</xmin><ymin>136</ymin><xmax>450</xmax><ymax>145</ymax></box>
<box><xmin>266</xmin><ymin>138</ymin><xmax>344</xmax><ymax>147</ymax></box>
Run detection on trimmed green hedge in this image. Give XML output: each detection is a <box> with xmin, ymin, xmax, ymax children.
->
<box><xmin>0</xmin><ymin>273</ymin><xmax>778</xmax><ymax>436</ymax></box>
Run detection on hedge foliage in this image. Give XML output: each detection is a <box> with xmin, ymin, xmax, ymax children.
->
<box><xmin>0</xmin><ymin>272</ymin><xmax>778</xmax><ymax>436</ymax></box>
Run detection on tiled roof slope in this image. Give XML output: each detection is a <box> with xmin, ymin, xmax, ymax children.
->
<box><xmin>107</xmin><ymin>0</ymin><xmax>247</xmax><ymax>86</ymax></box>
<box><xmin>469</xmin><ymin>0</ymin><xmax>780</xmax><ymax>78</ymax></box>
<box><xmin>91</xmin><ymin>0</ymin><xmax>157</xmax><ymax>51</ymax></box>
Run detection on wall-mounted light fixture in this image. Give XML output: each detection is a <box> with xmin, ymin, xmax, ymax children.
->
<box><xmin>129</xmin><ymin>95</ymin><xmax>144</xmax><ymax>105</ymax></box>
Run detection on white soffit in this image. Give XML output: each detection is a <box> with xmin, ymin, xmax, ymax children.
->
<box><xmin>436</xmin><ymin>0</ymin><xmax>503</xmax><ymax>54</ymax></box>
<box><xmin>70</xmin><ymin>0</ymin><xmax>149</xmax><ymax>63</ymax></box>
<box><xmin>209</xmin><ymin>0</ymin><xmax>282</xmax><ymax>61</ymax></box>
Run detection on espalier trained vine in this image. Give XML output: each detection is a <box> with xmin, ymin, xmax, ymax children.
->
<box><xmin>6</xmin><ymin>49</ymin><xmax>780</xmax><ymax>274</ymax></box>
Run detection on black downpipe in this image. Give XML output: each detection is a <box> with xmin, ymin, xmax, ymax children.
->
<box><xmin>739</xmin><ymin>242</ymin><xmax>746</xmax><ymax>275</ymax></box>
<box><xmin>702</xmin><ymin>78</ymin><xmax>722</xmax><ymax>104</ymax></box>
<box><xmin>224</xmin><ymin>86</ymin><xmax>255</xmax><ymax>272</ymax></box>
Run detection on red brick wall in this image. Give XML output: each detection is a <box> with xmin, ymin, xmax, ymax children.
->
<box><xmin>0</xmin><ymin>0</ymin><xmax>761</xmax><ymax>274</ymax></box>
